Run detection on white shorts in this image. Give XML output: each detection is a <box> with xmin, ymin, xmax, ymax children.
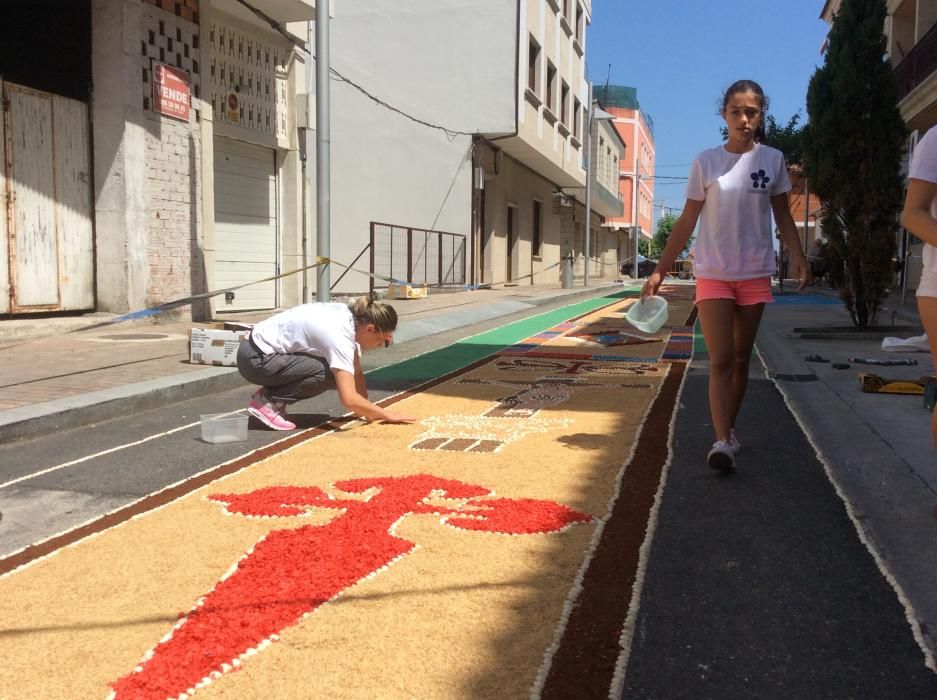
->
<box><xmin>918</xmin><ymin>269</ymin><xmax>937</xmax><ymax>298</ymax></box>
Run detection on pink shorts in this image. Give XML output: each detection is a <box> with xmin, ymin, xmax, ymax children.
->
<box><xmin>695</xmin><ymin>277</ymin><xmax>774</xmax><ymax>306</ymax></box>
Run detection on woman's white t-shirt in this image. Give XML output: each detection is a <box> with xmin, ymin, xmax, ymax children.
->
<box><xmin>686</xmin><ymin>143</ymin><xmax>792</xmax><ymax>281</ymax></box>
<box><xmin>249</xmin><ymin>303</ymin><xmax>357</xmax><ymax>374</ymax></box>
<box><xmin>907</xmin><ymin>126</ymin><xmax>937</xmax><ymax>282</ymax></box>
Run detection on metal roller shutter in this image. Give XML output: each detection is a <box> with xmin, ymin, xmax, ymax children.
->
<box><xmin>213</xmin><ymin>137</ymin><xmax>278</xmax><ymax>310</ymax></box>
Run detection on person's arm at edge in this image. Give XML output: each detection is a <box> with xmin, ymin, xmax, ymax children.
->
<box><xmin>902</xmin><ymin>178</ymin><xmax>937</xmax><ymax>247</ymax></box>
<box><xmin>771</xmin><ymin>194</ymin><xmax>812</xmax><ymax>290</ymax></box>
<box><xmin>641</xmin><ymin>198</ymin><xmax>705</xmax><ymax>298</ymax></box>
<box><xmin>333</xmin><ymin>368</ymin><xmax>415</xmax><ymax>423</ymax></box>
<box><xmin>353</xmin><ymin>351</ymin><xmax>368</xmax><ymax>399</ymax></box>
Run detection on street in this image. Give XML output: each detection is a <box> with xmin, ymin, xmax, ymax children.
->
<box><xmin>1</xmin><ymin>285</ymin><xmax>935</xmax><ymax>698</ymax></box>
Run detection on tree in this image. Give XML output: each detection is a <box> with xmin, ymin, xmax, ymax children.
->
<box><xmin>803</xmin><ymin>0</ymin><xmax>907</xmax><ymax>328</ymax></box>
<box><xmin>649</xmin><ymin>213</ymin><xmax>688</xmax><ymax>260</ymax></box>
<box><xmin>638</xmin><ymin>237</ymin><xmax>650</xmax><ymax>257</ymax></box>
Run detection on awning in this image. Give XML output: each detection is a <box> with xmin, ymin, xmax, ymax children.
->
<box><xmin>215</xmin><ymin>0</ymin><xmax>316</xmax><ymax>24</ymax></box>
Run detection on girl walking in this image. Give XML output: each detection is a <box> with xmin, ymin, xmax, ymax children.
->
<box><xmin>237</xmin><ymin>294</ymin><xmax>416</xmax><ymax>430</ymax></box>
<box><xmin>641</xmin><ymin>79</ymin><xmax>810</xmax><ymax>471</ymax></box>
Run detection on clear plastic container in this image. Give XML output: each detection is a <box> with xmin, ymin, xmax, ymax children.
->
<box><xmin>625</xmin><ymin>295</ymin><xmax>669</xmax><ymax>334</ymax></box>
<box><xmin>200</xmin><ymin>413</ymin><xmax>248</xmax><ymax>443</ymax></box>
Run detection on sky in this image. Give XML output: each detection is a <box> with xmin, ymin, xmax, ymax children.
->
<box><xmin>586</xmin><ymin>0</ymin><xmax>831</xmax><ymax>218</ymax></box>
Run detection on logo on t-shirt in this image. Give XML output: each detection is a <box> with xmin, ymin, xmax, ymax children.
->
<box><xmin>750</xmin><ymin>169</ymin><xmax>770</xmax><ymax>191</ymax></box>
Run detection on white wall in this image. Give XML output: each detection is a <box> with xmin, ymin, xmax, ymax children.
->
<box><xmin>323</xmin><ymin>0</ymin><xmax>517</xmax><ymax>294</ymax></box>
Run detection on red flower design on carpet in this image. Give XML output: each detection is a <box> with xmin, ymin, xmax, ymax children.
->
<box><xmin>110</xmin><ymin>475</ymin><xmax>591</xmax><ymax>699</ymax></box>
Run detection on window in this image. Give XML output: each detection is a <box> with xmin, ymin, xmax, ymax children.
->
<box><xmin>532</xmin><ymin>200</ymin><xmax>543</xmax><ymax>257</ymax></box>
<box><xmin>561</xmin><ymin>81</ymin><xmax>569</xmax><ymax>125</ymax></box>
<box><xmin>528</xmin><ymin>38</ymin><xmax>540</xmax><ymax>93</ymax></box>
<box><xmin>576</xmin><ymin>4</ymin><xmax>584</xmax><ymax>42</ymax></box>
<box><xmin>546</xmin><ymin>62</ymin><xmax>556</xmax><ymax>111</ymax></box>
<box><xmin>573</xmin><ymin>97</ymin><xmax>581</xmax><ymax>139</ymax></box>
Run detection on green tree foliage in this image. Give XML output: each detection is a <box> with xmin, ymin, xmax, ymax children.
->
<box><xmin>803</xmin><ymin>0</ymin><xmax>907</xmax><ymax>328</ymax></box>
<box><xmin>649</xmin><ymin>213</ymin><xmax>689</xmax><ymax>259</ymax></box>
<box><xmin>638</xmin><ymin>237</ymin><xmax>650</xmax><ymax>256</ymax></box>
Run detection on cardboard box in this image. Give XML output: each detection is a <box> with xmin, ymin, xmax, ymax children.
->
<box><xmin>189</xmin><ymin>322</ymin><xmax>253</xmax><ymax>366</ymax></box>
<box><xmin>858</xmin><ymin>373</ymin><xmax>935</xmax><ymax>396</ymax></box>
<box><xmin>387</xmin><ymin>282</ymin><xmax>428</xmax><ymax>299</ymax></box>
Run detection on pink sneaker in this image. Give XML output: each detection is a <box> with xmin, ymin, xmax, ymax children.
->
<box><xmin>247</xmin><ymin>390</ymin><xmax>296</xmax><ymax>431</ymax></box>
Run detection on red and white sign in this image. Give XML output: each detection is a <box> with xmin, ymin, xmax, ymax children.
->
<box><xmin>152</xmin><ymin>61</ymin><xmax>190</xmax><ymax>121</ymax></box>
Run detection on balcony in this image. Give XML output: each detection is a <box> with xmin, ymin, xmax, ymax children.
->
<box><xmin>895</xmin><ymin>20</ymin><xmax>937</xmax><ymax>101</ymax></box>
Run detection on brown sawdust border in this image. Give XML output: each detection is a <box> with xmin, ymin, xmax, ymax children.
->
<box><xmin>540</xmin><ymin>304</ymin><xmax>696</xmax><ymax>698</ymax></box>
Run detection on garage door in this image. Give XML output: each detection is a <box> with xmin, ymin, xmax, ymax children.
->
<box><xmin>213</xmin><ymin>137</ymin><xmax>277</xmax><ymax>311</ymax></box>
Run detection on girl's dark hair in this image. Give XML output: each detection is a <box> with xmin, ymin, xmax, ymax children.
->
<box><xmin>350</xmin><ymin>292</ymin><xmax>398</xmax><ymax>332</ymax></box>
<box><xmin>721</xmin><ymin>79</ymin><xmax>769</xmax><ymax>143</ymax></box>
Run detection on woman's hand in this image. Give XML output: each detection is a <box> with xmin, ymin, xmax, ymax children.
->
<box><xmin>641</xmin><ymin>271</ymin><xmax>664</xmax><ymax>299</ymax></box>
<box><xmin>380</xmin><ymin>411</ymin><xmax>416</xmax><ymax>424</ymax></box>
<box><xmin>792</xmin><ymin>256</ymin><xmax>813</xmax><ymax>291</ymax></box>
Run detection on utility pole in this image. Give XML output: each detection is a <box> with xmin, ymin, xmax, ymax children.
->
<box><xmin>583</xmin><ymin>82</ymin><xmax>593</xmax><ymax>287</ymax></box>
<box><xmin>632</xmin><ymin>158</ymin><xmax>641</xmax><ymax>279</ymax></box>
<box><xmin>315</xmin><ymin>0</ymin><xmax>331</xmax><ymax>301</ymax></box>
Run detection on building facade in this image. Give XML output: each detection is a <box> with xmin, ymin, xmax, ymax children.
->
<box><xmin>880</xmin><ymin>0</ymin><xmax>937</xmax><ymax>290</ymax></box>
<box><xmin>593</xmin><ymin>85</ymin><xmax>655</xmax><ymax>265</ymax></box>
<box><xmin>325</xmin><ymin>0</ymin><xmax>623</xmax><ymax>295</ymax></box>
<box><xmin>0</xmin><ymin>0</ymin><xmax>622</xmax><ymax>324</ymax></box>
<box><xmin>0</xmin><ymin>0</ymin><xmax>316</xmax><ymax>319</ymax></box>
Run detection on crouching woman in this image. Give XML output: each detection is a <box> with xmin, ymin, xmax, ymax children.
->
<box><xmin>236</xmin><ymin>295</ymin><xmax>416</xmax><ymax>430</ymax></box>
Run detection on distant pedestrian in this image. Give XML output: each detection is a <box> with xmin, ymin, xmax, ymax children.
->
<box><xmin>236</xmin><ymin>295</ymin><xmax>416</xmax><ymax>430</ymax></box>
<box><xmin>900</xmin><ymin>127</ymin><xmax>937</xmax><ymax>449</ymax></box>
<box><xmin>641</xmin><ymin>79</ymin><xmax>811</xmax><ymax>472</ymax></box>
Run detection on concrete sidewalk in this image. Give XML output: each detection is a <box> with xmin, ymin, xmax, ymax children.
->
<box><xmin>0</xmin><ymin>281</ymin><xmax>623</xmax><ymax>443</ymax></box>
<box><xmin>753</xmin><ymin>283</ymin><xmax>937</xmax><ymax>667</ymax></box>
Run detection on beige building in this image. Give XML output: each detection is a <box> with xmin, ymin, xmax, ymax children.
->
<box><xmin>0</xmin><ymin>0</ymin><xmax>317</xmax><ymax>319</ymax></box>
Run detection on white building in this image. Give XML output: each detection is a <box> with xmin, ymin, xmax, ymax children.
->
<box><xmin>324</xmin><ymin>0</ymin><xmax>623</xmax><ymax>294</ymax></box>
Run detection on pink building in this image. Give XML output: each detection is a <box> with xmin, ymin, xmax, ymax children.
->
<box><xmin>594</xmin><ymin>85</ymin><xmax>655</xmax><ymax>262</ymax></box>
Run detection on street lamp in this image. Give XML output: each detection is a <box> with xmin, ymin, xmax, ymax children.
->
<box><xmin>582</xmin><ymin>83</ymin><xmax>616</xmax><ymax>287</ymax></box>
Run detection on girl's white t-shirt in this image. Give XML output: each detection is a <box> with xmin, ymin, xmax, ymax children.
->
<box><xmin>249</xmin><ymin>302</ymin><xmax>357</xmax><ymax>374</ymax></box>
<box><xmin>686</xmin><ymin>143</ymin><xmax>792</xmax><ymax>280</ymax></box>
<box><xmin>907</xmin><ymin>126</ymin><xmax>937</xmax><ymax>277</ymax></box>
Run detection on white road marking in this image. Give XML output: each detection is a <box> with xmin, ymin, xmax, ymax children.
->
<box><xmin>0</xmin><ymin>410</ymin><xmax>245</xmax><ymax>491</ymax></box>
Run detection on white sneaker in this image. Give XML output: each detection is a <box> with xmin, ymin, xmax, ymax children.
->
<box><xmin>707</xmin><ymin>440</ymin><xmax>736</xmax><ymax>472</ymax></box>
<box><xmin>728</xmin><ymin>429</ymin><xmax>741</xmax><ymax>455</ymax></box>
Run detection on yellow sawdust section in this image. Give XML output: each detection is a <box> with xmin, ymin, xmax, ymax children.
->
<box><xmin>535</xmin><ymin>296</ymin><xmax>686</xmax><ymax>359</ymax></box>
<box><xmin>0</xmin><ymin>300</ymin><xmax>690</xmax><ymax>700</ymax></box>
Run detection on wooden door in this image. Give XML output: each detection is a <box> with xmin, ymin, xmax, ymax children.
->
<box><xmin>2</xmin><ymin>81</ymin><xmax>94</xmax><ymax>313</ymax></box>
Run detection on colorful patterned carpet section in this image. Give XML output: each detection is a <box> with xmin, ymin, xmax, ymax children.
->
<box><xmin>0</xmin><ymin>285</ymin><xmax>695</xmax><ymax>700</ymax></box>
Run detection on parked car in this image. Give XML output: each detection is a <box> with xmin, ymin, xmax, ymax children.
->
<box><xmin>620</xmin><ymin>255</ymin><xmax>657</xmax><ymax>278</ymax></box>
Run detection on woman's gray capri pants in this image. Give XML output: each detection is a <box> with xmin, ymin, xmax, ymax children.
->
<box><xmin>236</xmin><ymin>336</ymin><xmax>335</xmax><ymax>404</ymax></box>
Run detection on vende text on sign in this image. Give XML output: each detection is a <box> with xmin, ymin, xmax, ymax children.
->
<box><xmin>152</xmin><ymin>60</ymin><xmax>191</xmax><ymax>121</ymax></box>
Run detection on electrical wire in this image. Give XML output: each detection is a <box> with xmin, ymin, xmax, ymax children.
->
<box><xmin>327</xmin><ymin>67</ymin><xmax>474</xmax><ymax>141</ymax></box>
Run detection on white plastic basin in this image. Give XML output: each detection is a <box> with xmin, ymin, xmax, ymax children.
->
<box><xmin>624</xmin><ymin>295</ymin><xmax>669</xmax><ymax>334</ymax></box>
<box><xmin>200</xmin><ymin>413</ymin><xmax>248</xmax><ymax>443</ymax></box>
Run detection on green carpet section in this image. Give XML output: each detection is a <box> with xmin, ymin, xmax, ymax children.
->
<box><xmin>694</xmin><ymin>318</ymin><xmax>707</xmax><ymax>353</ymax></box>
<box><xmin>371</xmin><ymin>289</ymin><xmax>637</xmax><ymax>385</ymax></box>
